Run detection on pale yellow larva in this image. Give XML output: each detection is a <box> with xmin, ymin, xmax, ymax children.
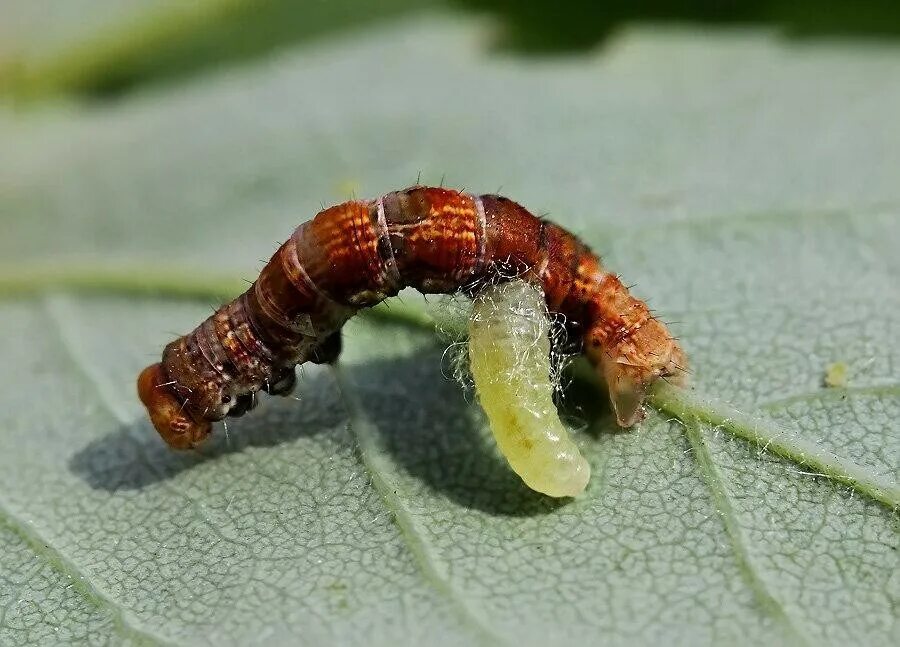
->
<box><xmin>468</xmin><ymin>279</ymin><xmax>591</xmax><ymax>498</ymax></box>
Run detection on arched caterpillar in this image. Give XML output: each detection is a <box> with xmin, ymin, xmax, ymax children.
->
<box><xmin>138</xmin><ymin>187</ymin><xmax>687</xmax><ymax>475</ymax></box>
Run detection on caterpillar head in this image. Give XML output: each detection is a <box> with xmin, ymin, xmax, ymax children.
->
<box><xmin>137</xmin><ymin>363</ymin><xmax>212</xmax><ymax>449</ymax></box>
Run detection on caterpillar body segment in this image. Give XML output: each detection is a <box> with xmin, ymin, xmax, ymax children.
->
<box><xmin>137</xmin><ymin>186</ymin><xmax>686</xmax><ymax>454</ymax></box>
<box><xmin>469</xmin><ymin>280</ymin><xmax>591</xmax><ymax>498</ymax></box>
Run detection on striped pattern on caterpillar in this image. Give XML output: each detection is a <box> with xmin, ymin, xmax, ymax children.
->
<box><xmin>138</xmin><ymin>186</ymin><xmax>687</xmax><ymax>449</ymax></box>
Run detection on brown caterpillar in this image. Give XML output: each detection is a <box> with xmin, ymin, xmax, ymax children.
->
<box><xmin>138</xmin><ymin>186</ymin><xmax>686</xmax><ymax>449</ymax></box>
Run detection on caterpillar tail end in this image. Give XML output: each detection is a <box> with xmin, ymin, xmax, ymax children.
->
<box><xmin>137</xmin><ymin>363</ymin><xmax>212</xmax><ymax>449</ymax></box>
<box><xmin>600</xmin><ymin>342</ymin><xmax>689</xmax><ymax>428</ymax></box>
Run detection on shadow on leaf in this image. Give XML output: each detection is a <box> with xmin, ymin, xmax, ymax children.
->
<box><xmin>340</xmin><ymin>347</ymin><xmax>571</xmax><ymax>516</ymax></box>
<box><xmin>69</xmin><ymin>342</ymin><xmax>609</xmax><ymax>516</ymax></box>
<box><xmin>67</xmin><ymin>366</ymin><xmax>343</xmax><ymax>492</ymax></box>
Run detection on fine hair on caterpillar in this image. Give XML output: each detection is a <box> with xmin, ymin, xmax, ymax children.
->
<box><xmin>137</xmin><ymin>186</ymin><xmax>687</xmax><ymax>485</ymax></box>
<box><xmin>439</xmin><ymin>288</ymin><xmax>577</xmax><ymax>400</ymax></box>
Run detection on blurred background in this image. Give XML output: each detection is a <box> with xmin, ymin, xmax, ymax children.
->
<box><xmin>4</xmin><ymin>0</ymin><xmax>900</xmax><ymax>274</ymax></box>
<box><xmin>4</xmin><ymin>0</ymin><xmax>900</xmax><ymax>98</ymax></box>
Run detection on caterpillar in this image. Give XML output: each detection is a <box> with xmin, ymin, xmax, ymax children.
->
<box><xmin>138</xmin><ymin>186</ymin><xmax>687</xmax><ymax>454</ymax></box>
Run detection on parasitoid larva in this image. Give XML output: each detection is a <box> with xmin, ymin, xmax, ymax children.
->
<box><xmin>469</xmin><ymin>279</ymin><xmax>591</xmax><ymax>497</ymax></box>
<box><xmin>138</xmin><ymin>186</ymin><xmax>687</xmax><ymax>462</ymax></box>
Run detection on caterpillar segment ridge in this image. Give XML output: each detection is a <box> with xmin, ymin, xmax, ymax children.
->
<box><xmin>138</xmin><ymin>186</ymin><xmax>687</xmax><ymax>453</ymax></box>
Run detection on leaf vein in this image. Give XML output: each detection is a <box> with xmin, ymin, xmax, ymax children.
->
<box><xmin>6</xmin><ymin>269</ymin><xmax>896</xmax><ymax>507</ymax></box>
<box><xmin>43</xmin><ymin>296</ymin><xmax>256</xmax><ymax>548</ymax></box>
<box><xmin>760</xmin><ymin>384</ymin><xmax>900</xmax><ymax>411</ymax></box>
<box><xmin>682</xmin><ymin>417</ymin><xmax>809</xmax><ymax>644</ymax></box>
<box><xmin>649</xmin><ymin>383</ymin><xmax>900</xmax><ymax>509</ymax></box>
<box><xmin>331</xmin><ymin>364</ymin><xmax>505</xmax><ymax>647</ymax></box>
<box><xmin>0</xmin><ymin>502</ymin><xmax>173</xmax><ymax>646</ymax></box>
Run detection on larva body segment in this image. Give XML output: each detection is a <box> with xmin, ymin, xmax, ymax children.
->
<box><xmin>137</xmin><ymin>186</ymin><xmax>686</xmax><ymax>451</ymax></box>
<box><xmin>468</xmin><ymin>280</ymin><xmax>590</xmax><ymax>498</ymax></box>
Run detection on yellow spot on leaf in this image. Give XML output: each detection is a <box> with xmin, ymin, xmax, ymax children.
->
<box><xmin>824</xmin><ymin>362</ymin><xmax>849</xmax><ymax>388</ymax></box>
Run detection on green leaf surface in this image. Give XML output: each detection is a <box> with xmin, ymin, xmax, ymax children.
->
<box><xmin>1</xmin><ymin>15</ymin><xmax>898</xmax><ymax>646</ymax></box>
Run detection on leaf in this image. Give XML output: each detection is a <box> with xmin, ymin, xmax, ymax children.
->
<box><xmin>1</xmin><ymin>15</ymin><xmax>899</xmax><ymax>646</ymax></box>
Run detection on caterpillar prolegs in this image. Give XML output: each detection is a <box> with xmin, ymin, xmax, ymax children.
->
<box><xmin>138</xmin><ymin>187</ymin><xmax>686</xmax><ymax>492</ymax></box>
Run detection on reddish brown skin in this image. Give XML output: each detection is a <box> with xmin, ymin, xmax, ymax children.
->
<box><xmin>137</xmin><ymin>187</ymin><xmax>686</xmax><ymax>449</ymax></box>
